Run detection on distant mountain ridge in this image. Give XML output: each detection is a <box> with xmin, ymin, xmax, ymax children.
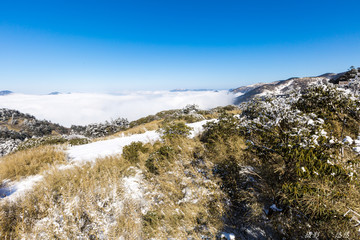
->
<box><xmin>170</xmin><ymin>88</ymin><xmax>218</xmax><ymax>92</ymax></box>
<box><xmin>48</xmin><ymin>91</ymin><xmax>61</xmax><ymax>95</ymax></box>
<box><xmin>231</xmin><ymin>72</ymin><xmax>348</xmax><ymax>104</ymax></box>
<box><xmin>0</xmin><ymin>90</ymin><xmax>13</xmax><ymax>96</ymax></box>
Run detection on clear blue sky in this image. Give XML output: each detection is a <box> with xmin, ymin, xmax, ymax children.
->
<box><xmin>1</xmin><ymin>0</ymin><xmax>359</xmax><ymax>93</ymax></box>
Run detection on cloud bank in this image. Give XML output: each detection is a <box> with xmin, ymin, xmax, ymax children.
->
<box><xmin>0</xmin><ymin>91</ymin><xmax>235</xmax><ymax>127</ymax></box>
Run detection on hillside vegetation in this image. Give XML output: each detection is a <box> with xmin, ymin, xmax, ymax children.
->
<box><xmin>1</xmin><ymin>78</ymin><xmax>360</xmax><ymax>239</ymax></box>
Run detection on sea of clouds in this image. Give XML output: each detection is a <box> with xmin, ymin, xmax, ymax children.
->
<box><xmin>0</xmin><ymin>91</ymin><xmax>235</xmax><ymax>127</ymax></box>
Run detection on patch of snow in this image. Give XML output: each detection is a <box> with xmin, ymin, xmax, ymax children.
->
<box><xmin>122</xmin><ymin>169</ymin><xmax>142</xmax><ymax>201</ymax></box>
<box><xmin>317</xmin><ymin>118</ymin><xmax>324</xmax><ymax>124</ymax></box>
<box><xmin>220</xmin><ymin>232</ymin><xmax>236</xmax><ymax>240</ymax></box>
<box><xmin>343</xmin><ymin>136</ymin><xmax>353</xmax><ymax>145</ymax></box>
<box><xmin>122</xmin><ymin>168</ymin><xmax>148</xmax><ymax>214</ymax></box>
<box><xmin>307</xmin><ymin>119</ymin><xmax>315</xmax><ymax>125</ymax></box>
<box><xmin>270</xmin><ymin>204</ymin><xmax>282</xmax><ymax>212</ymax></box>
<box><xmin>353</xmin><ymin>136</ymin><xmax>360</xmax><ymax>154</ymax></box>
<box><xmin>187</xmin><ymin>119</ymin><xmax>216</xmax><ymax>138</ymax></box>
<box><xmin>320</xmin><ymin>129</ymin><xmax>327</xmax><ymax>136</ymax></box>
<box><xmin>258</xmin><ymin>80</ymin><xmax>294</xmax><ymax>97</ymax></box>
<box><xmin>233</xmin><ymin>92</ymin><xmax>244</xmax><ymax>97</ymax></box>
<box><xmin>327</xmin><ymin>160</ymin><xmax>334</xmax><ymax>165</ymax></box>
<box><xmin>0</xmin><ymin>175</ymin><xmax>43</xmax><ymax>201</ymax></box>
<box><xmin>67</xmin><ymin>130</ymin><xmax>161</xmax><ymax>164</ymax></box>
<box><xmin>68</xmin><ymin>119</ymin><xmax>214</xmax><ymax>164</ymax></box>
<box><xmin>354</xmin><ymin>147</ymin><xmax>360</xmax><ymax>153</ymax></box>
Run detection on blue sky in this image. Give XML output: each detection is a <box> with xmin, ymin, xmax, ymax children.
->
<box><xmin>0</xmin><ymin>0</ymin><xmax>360</xmax><ymax>93</ymax></box>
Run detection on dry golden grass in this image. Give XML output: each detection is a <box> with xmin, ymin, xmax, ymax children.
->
<box><xmin>0</xmin><ymin>155</ymin><xmax>135</xmax><ymax>239</ymax></box>
<box><xmin>0</xmin><ymin>145</ymin><xmax>66</xmax><ymax>182</ymax></box>
<box><xmin>2</xmin><ymin>124</ymin><xmax>21</xmax><ymax>131</ymax></box>
<box><xmin>205</xmin><ymin>135</ymin><xmax>247</xmax><ymax>165</ymax></box>
<box><xmin>141</xmin><ymin>138</ymin><xmax>225</xmax><ymax>239</ymax></box>
<box><xmin>0</xmin><ymin>136</ymin><xmax>226</xmax><ymax>239</ymax></box>
<box><xmin>227</xmin><ymin>109</ymin><xmax>242</xmax><ymax>115</ymax></box>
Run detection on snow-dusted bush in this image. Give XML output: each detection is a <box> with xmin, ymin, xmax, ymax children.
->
<box><xmin>71</xmin><ymin>117</ymin><xmax>129</xmax><ymax>138</ymax></box>
<box><xmin>16</xmin><ymin>135</ymin><xmax>90</xmax><ymax>152</ymax></box>
<box><xmin>0</xmin><ymin>139</ymin><xmax>22</xmax><ymax>156</ymax></box>
<box><xmin>157</xmin><ymin>122</ymin><xmax>193</xmax><ymax>139</ymax></box>
<box><xmin>201</xmin><ymin>112</ymin><xmax>241</xmax><ymax>148</ymax></box>
<box><xmin>122</xmin><ymin>141</ymin><xmax>148</xmax><ymax>163</ymax></box>
<box><xmin>234</xmin><ymin>87</ymin><xmax>360</xmax><ymax>237</ymax></box>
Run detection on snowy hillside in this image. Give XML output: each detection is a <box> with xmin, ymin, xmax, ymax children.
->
<box><xmin>1</xmin><ymin>68</ymin><xmax>360</xmax><ymax>239</ymax></box>
<box><xmin>231</xmin><ymin>73</ymin><xmax>345</xmax><ymax>104</ymax></box>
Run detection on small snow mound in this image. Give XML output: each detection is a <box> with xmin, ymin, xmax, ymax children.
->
<box><xmin>122</xmin><ymin>168</ymin><xmax>148</xmax><ymax>214</ymax></box>
<box><xmin>270</xmin><ymin>204</ymin><xmax>282</xmax><ymax>212</ymax></box>
<box><xmin>187</xmin><ymin>119</ymin><xmax>216</xmax><ymax>138</ymax></box>
<box><xmin>122</xmin><ymin>169</ymin><xmax>143</xmax><ymax>201</ymax></box>
<box><xmin>353</xmin><ymin>147</ymin><xmax>360</xmax><ymax>154</ymax></box>
<box><xmin>343</xmin><ymin>136</ymin><xmax>353</xmax><ymax>145</ymax></box>
<box><xmin>220</xmin><ymin>232</ymin><xmax>236</xmax><ymax>240</ymax></box>
<box><xmin>354</xmin><ymin>136</ymin><xmax>360</xmax><ymax>154</ymax></box>
<box><xmin>307</xmin><ymin>119</ymin><xmax>315</xmax><ymax>125</ymax></box>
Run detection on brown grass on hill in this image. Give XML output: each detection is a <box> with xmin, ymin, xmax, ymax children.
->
<box><xmin>0</xmin><ymin>137</ymin><xmax>225</xmax><ymax>239</ymax></box>
<box><xmin>0</xmin><ymin>145</ymin><xmax>66</xmax><ymax>182</ymax></box>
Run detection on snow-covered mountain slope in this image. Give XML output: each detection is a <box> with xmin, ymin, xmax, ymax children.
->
<box><xmin>231</xmin><ymin>74</ymin><xmax>342</xmax><ymax>104</ymax></box>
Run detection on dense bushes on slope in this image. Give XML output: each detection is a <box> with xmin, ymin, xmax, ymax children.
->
<box><xmin>198</xmin><ymin>85</ymin><xmax>360</xmax><ymax>238</ymax></box>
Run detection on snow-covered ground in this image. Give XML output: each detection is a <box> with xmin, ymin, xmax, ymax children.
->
<box><xmin>257</xmin><ymin>80</ymin><xmax>294</xmax><ymax>97</ymax></box>
<box><xmin>0</xmin><ymin>119</ymin><xmax>214</xmax><ymax>201</ymax></box>
<box><xmin>67</xmin><ymin>130</ymin><xmax>161</xmax><ymax>165</ymax></box>
<box><xmin>0</xmin><ymin>175</ymin><xmax>43</xmax><ymax>201</ymax></box>
<box><xmin>67</xmin><ymin>119</ymin><xmax>213</xmax><ymax>164</ymax></box>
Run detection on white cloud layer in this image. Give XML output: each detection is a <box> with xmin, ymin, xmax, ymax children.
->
<box><xmin>0</xmin><ymin>91</ymin><xmax>234</xmax><ymax>127</ymax></box>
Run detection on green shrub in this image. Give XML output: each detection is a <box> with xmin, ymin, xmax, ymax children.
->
<box><xmin>201</xmin><ymin>112</ymin><xmax>241</xmax><ymax>148</ymax></box>
<box><xmin>145</xmin><ymin>145</ymin><xmax>175</xmax><ymax>174</ymax></box>
<box><xmin>16</xmin><ymin>136</ymin><xmax>90</xmax><ymax>151</ymax></box>
<box><xmin>17</xmin><ymin>136</ymin><xmax>67</xmax><ymax>151</ymax></box>
<box><xmin>158</xmin><ymin>122</ymin><xmax>192</xmax><ymax>139</ymax></box>
<box><xmin>240</xmin><ymin>94</ymin><xmax>360</xmax><ymax>232</ymax></box>
<box><xmin>294</xmin><ymin>85</ymin><xmax>360</xmax><ymax>138</ymax></box>
<box><xmin>143</xmin><ymin>211</ymin><xmax>164</xmax><ymax>228</ymax></box>
<box><xmin>68</xmin><ymin>138</ymin><xmax>90</xmax><ymax>146</ymax></box>
<box><xmin>122</xmin><ymin>141</ymin><xmax>148</xmax><ymax>163</ymax></box>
